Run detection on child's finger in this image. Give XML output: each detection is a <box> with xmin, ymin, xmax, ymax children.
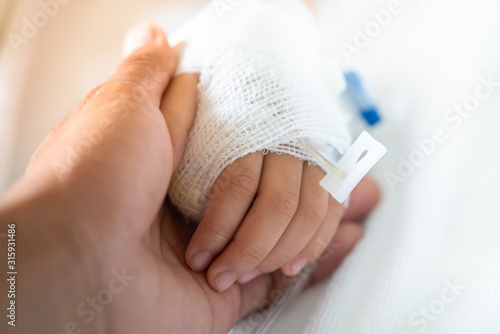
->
<box><xmin>185</xmin><ymin>152</ymin><xmax>263</xmax><ymax>272</ymax></box>
<box><xmin>281</xmin><ymin>196</ymin><xmax>344</xmax><ymax>276</ymax></box>
<box><xmin>238</xmin><ymin>222</ymin><xmax>363</xmax><ymax>319</ymax></box>
<box><xmin>253</xmin><ymin>164</ymin><xmax>330</xmax><ymax>275</ymax></box>
<box><xmin>207</xmin><ymin>153</ymin><xmax>302</xmax><ymax>292</ymax></box>
<box><xmin>160</xmin><ymin>73</ymin><xmax>199</xmax><ymax>170</ymax></box>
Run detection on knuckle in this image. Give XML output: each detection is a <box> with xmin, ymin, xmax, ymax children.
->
<box><xmin>110</xmin><ymin>56</ymin><xmax>170</xmax><ymax>97</ymax></box>
<box><xmin>83</xmin><ymin>84</ymin><xmax>107</xmax><ymax>103</ymax></box>
<box><xmin>124</xmin><ymin>52</ymin><xmax>165</xmax><ymax>79</ymax></box>
<box><xmin>75</xmin><ymin>84</ymin><xmax>109</xmax><ymax>111</ymax></box>
<box><xmin>264</xmin><ymin>250</ymin><xmax>289</xmax><ymax>269</ymax></box>
<box><xmin>302</xmin><ymin>202</ymin><xmax>328</xmax><ymax>227</ymax></box>
<box><xmin>236</xmin><ymin>241</ymin><xmax>268</xmax><ymax>266</ymax></box>
<box><xmin>227</xmin><ymin>169</ymin><xmax>259</xmax><ymax>201</ymax></box>
<box><xmin>268</xmin><ymin>191</ymin><xmax>299</xmax><ymax>221</ymax></box>
<box><xmin>204</xmin><ymin>223</ymin><xmax>234</xmax><ymax>245</ymax></box>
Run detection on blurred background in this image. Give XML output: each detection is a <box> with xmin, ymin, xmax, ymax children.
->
<box><xmin>1</xmin><ymin>0</ymin><xmax>500</xmax><ymax>333</ymax></box>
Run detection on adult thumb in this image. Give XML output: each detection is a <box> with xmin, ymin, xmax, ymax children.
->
<box><xmin>110</xmin><ymin>23</ymin><xmax>177</xmax><ymax>106</ymax></box>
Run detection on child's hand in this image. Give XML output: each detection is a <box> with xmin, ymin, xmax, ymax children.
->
<box><xmin>185</xmin><ymin>152</ymin><xmax>349</xmax><ymax>292</ymax></box>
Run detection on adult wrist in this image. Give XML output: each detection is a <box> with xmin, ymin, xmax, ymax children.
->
<box><xmin>0</xmin><ymin>177</ymin><xmax>104</xmax><ymax>333</ymax></box>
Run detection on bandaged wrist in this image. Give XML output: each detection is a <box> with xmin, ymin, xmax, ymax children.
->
<box><xmin>168</xmin><ymin>0</ymin><xmax>352</xmax><ymax>221</ymax></box>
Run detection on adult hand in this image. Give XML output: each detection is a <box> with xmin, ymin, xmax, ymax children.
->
<box><xmin>0</xmin><ymin>24</ymin><xmax>370</xmax><ymax>334</ymax></box>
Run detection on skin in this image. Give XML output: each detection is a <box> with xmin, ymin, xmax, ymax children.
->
<box><xmin>0</xmin><ymin>24</ymin><xmax>377</xmax><ymax>334</ymax></box>
<box><xmin>185</xmin><ymin>0</ymin><xmax>381</xmax><ymax>292</ymax></box>
<box><xmin>187</xmin><ymin>155</ymin><xmax>352</xmax><ymax>291</ymax></box>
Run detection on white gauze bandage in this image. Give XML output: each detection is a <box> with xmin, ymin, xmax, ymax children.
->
<box><xmin>168</xmin><ymin>0</ymin><xmax>352</xmax><ymax>222</ymax></box>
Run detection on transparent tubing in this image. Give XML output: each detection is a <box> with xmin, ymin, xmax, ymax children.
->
<box><xmin>297</xmin><ymin>137</ymin><xmax>346</xmax><ymax>179</ymax></box>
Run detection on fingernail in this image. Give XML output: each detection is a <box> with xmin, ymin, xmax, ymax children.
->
<box><xmin>190</xmin><ymin>251</ymin><xmax>212</xmax><ymax>272</ymax></box>
<box><xmin>123</xmin><ymin>24</ymin><xmax>157</xmax><ymax>57</ymax></box>
<box><xmin>238</xmin><ymin>269</ymin><xmax>260</xmax><ymax>284</ymax></box>
<box><xmin>215</xmin><ymin>271</ymin><xmax>237</xmax><ymax>292</ymax></box>
<box><xmin>290</xmin><ymin>258</ymin><xmax>308</xmax><ymax>276</ymax></box>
